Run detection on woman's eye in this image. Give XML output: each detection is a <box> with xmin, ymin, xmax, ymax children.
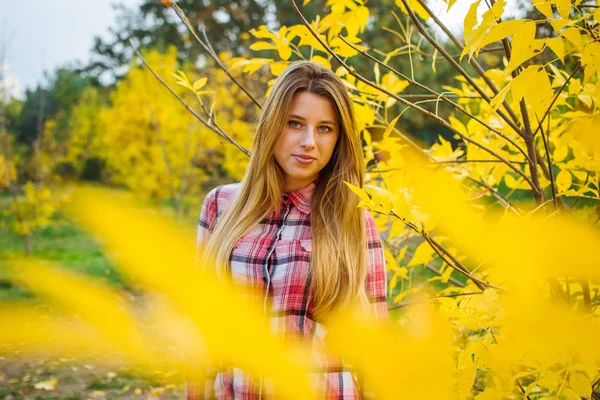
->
<box><xmin>288</xmin><ymin>120</ymin><xmax>301</xmax><ymax>128</ymax></box>
<box><xmin>318</xmin><ymin>126</ymin><xmax>332</xmax><ymax>133</ymax></box>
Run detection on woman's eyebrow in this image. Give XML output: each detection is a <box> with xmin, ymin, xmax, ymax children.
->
<box><xmin>288</xmin><ymin>114</ymin><xmax>337</xmax><ymax>125</ymax></box>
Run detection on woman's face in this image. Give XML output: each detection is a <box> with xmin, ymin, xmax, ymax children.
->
<box><xmin>273</xmin><ymin>91</ymin><xmax>340</xmax><ymax>192</ymax></box>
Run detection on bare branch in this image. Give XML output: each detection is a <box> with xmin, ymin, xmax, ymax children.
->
<box><xmin>384</xmin><ymin>238</ymin><xmax>467</xmax><ymax>288</ymax></box>
<box><xmin>129</xmin><ymin>40</ymin><xmax>251</xmax><ymax>157</ymax></box>
<box><xmin>537</xmin><ymin>115</ymin><xmax>558</xmax><ymax>209</ymax></box>
<box><xmin>532</xmin><ymin>64</ymin><xmax>581</xmax><ymax>138</ymax></box>
<box><xmin>388</xmin><ymin>291</ymin><xmax>484</xmax><ymax>310</ymax></box>
<box><xmin>467</xmin><ymin>177</ymin><xmax>522</xmax><ymax>216</ymax></box>
<box><xmin>169</xmin><ymin>3</ymin><xmax>263</xmax><ymax>109</ymax></box>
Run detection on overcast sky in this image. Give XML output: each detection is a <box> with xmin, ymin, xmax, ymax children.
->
<box><xmin>2</xmin><ymin>0</ymin><xmax>141</xmax><ymax>96</ymax></box>
<box><xmin>1</xmin><ymin>0</ymin><xmax>521</xmax><ymax>99</ymax></box>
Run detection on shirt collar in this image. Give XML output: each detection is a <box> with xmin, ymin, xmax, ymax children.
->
<box><xmin>284</xmin><ymin>181</ymin><xmax>316</xmax><ymax>215</ymax></box>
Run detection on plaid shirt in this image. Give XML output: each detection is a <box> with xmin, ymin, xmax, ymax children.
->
<box><xmin>187</xmin><ymin>181</ymin><xmax>387</xmax><ymax>399</ymax></box>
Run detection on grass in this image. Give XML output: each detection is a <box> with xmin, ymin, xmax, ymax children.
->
<box><xmin>0</xmin><ymin>214</ymin><xmax>127</xmax><ymax>302</ymax></box>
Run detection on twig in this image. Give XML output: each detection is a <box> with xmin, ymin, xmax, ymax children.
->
<box><xmin>387</xmin><ymin>209</ymin><xmax>504</xmax><ymax>291</ymax></box>
<box><xmin>467</xmin><ymin>177</ymin><xmax>522</xmax><ymax>216</ymax></box>
<box><xmin>289</xmin><ymin>0</ymin><xmax>538</xmax><ymax>191</ymax></box>
<box><xmin>517</xmin><ymin>381</ymin><xmax>532</xmax><ymax>400</ymax></box>
<box><xmin>435</xmin><ymin>159</ymin><xmax>528</xmax><ymax>165</ymax></box>
<box><xmin>537</xmin><ymin>115</ymin><xmax>558</xmax><ymax>209</ymax></box>
<box><xmin>384</xmin><ymin>239</ymin><xmax>467</xmax><ymax>288</ymax></box>
<box><xmin>169</xmin><ymin>4</ymin><xmax>263</xmax><ymax>109</ymax></box>
<box><xmin>388</xmin><ymin>291</ymin><xmax>483</xmax><ymax>310</ymax></box>
<box><xmin>129</xmin><ymin>39</ymin><xmax>251</xmax><ymax>157</ymax></box>
<box><xmin>569</xmin><ymin>171</ymin><xmax>590</xmax><ymax>208</ymax></box>
<box><xmin>532</xmin><ymin>64</ymin><xmax>581</xmax><ymax>138</ymax></box>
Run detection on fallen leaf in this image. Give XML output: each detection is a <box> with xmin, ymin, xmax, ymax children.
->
<box><xmin>33</xmin><ymin>378</ymin><xmax>57</xmax><ymax>391</ymax></box>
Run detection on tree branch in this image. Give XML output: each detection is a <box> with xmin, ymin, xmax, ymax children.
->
<box><xmin>467</xmin><ymin>177</ymin><xmax>522</xmax><ymax>216</ymax></box>
<box><xmin>129</xmin><ymin>40</ymin><xmax>251</xmax><ymax>157</ymax></box>
<box><xmin>388</xmin><ymin>291</ymin><xmax>483</xmax><ymax>310</ymax></box>
<box><xmin>169</xmin><ymin>3</ymin><xmax>263</xmax><ymax>109</ymax></box>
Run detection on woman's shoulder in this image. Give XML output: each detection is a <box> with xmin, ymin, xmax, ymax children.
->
<box><xmin>202</xmin><ymin>182</ymin><xmax>242</xmax><ymax>213</ymax></box>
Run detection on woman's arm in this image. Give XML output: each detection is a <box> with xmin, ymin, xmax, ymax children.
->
<box><xmin>363</xmin><ymin>209</ymin><xmax>389</xmax><ymax>320</ymax></box>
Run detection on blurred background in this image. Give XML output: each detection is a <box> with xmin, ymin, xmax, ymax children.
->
<box><xmin>1</xmin><ymin>0</ymin><xmax>597</xmax><ymax>398</ymax></box>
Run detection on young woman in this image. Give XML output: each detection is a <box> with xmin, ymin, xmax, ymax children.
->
<box><xmin>187</xmin><ymin>60</ymin><xmax>387</xmax><ymax>399</ymax></box>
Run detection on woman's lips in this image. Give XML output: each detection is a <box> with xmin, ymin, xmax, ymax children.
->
<box><xmin>293</xmin><ymin>155</ymin><xmax>316</xmax><ymax>165</ymax></box>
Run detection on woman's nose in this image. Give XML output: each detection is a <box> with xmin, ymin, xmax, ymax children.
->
<box><xmin>299</xmin><ymin>127</ymin><xmax>316</xmax><ymax>149</ymax></box>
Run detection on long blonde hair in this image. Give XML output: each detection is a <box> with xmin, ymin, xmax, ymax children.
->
<box><xmin>203</xmin><ymin>60</ymin><xmax>368</xmax><ymax>318</ymax></box>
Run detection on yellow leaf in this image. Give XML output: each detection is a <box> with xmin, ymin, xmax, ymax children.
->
<box><xmin>472</xmin><ymin>20</ymin><xmax>524</xmax><ymax>57</ymax></box>
<box><xmin>343</xmin><ymin>181</ymin><xmax>372</xmax><ymax>204</ymax></box>
<box><xmin>392</xmin><ymin>287</ymin><xmax>420</xmax><ymax>304</ymax></box>
<box><xmin>550</xmin><ymin>18</ymin><xmax>570</xmax><ymax>32</ymax></box>
<box><xmin>441</xmin><ymin>265</ymin><xmax>453</xmax><ymax>283</ymax></box>
<box><xmin>556</xmin><ymin>169</ymin><xmax>572</xmax><ymax>193</ymax></box>
<box><xmin>249</xmin><ymin>41</ymin><xmax>278</xmax><ymax>51</ymax></box>
<box><xmin>463</xmin><ymin>0</ymin><xmax>482</xmax><ymax>44</ymax></box>
<box><xmin>446</xmin><ymin>0</ymin><xmax>459</xmax><ymax>11</ymax></box>
<box><xmin>534</xmin><ymin>0</ymin><xmax>553</xmax><ymax>19</ymax></box>
<box><xmin>581</xmin><ymin>42</ymin><xmax>600</xmax><ymax>83</ymax></box>
<box><xmin>192</xmin><ymin>77</ymin><xmax>207</xmax><ymax>91</ymax></box>
<box><xmin>569</xmin><ymin>372</ymin><xmax>592</xmax><ymax>398</ymax></box>
<box><xmin>511</xmin><ymin>65</ymin><xmax>553</xmax><ymax>118</ymax></box>
<box><xmin>311</xmin><ymin>55</ymin><xmax>331</xmax><ymax>69</ymax></box>
<box><xmin>578</xmin><ymin>94</ymin><xmax>593</xmax><ymax>108</ymax></box>
<box><xmin>383</xmin><ymin>114</ymin><xmax>401</xmax><ymax>140</ymax></box>
<box><xmin>407</xmin><ymin>240</ymin><xmax>435</xmax><ymax>267</ymax></box>
<box><xmin>34</xmin><ymin>378</ymin><xmax>58</xmax><ymax>391</ymax></box>
<box><xmin>554</xmin><ymin>0</ymin><xmax>571</xmax><ymax>19</ymax></box>
<box><xmin>505</xmin><ymin>22</ymin><xmax>545</xmax><ymax>74</ymax></box>
<box><xmin>595</xmin><ymin>8</ymin><xmax>600</xmax><ymax>24</ymax></box>
<box><xmin>276</xmin><ymin>41</ymin><xmax>292</xmax><ymax>61</ymax></box>
<box><xmin>303</xmin><ymin>0</ymin><xmax>311</xmax><ymax>5</ymax></box>
<box><xmin>490</xmin><ymin>82</ymin><xmax>512</xmax><ymax>111</ymax></box>
<box><xmin>553</xmin><ymin>144</ymin><xmax>568</xmax><ymax>162</ymax></box>
<box><xmin>394</xmin><ymin>0</ymin><xmax>430</xmax><ymax>20</ymax></box>
<box><xmin>269</xmin><ymin>62</ymin><xmax>290</xmax><ymax>77</ymax></box>
<box><xmin>561</xmin><ymin>27</ymin><xmax>581</xmax><ymax>46</ymax></box>
<box><xmin>546</xmin><ymin>37</ymin><xmax>565</xmax><ymax>62</ymax></box>
<box><xmin>250</xmin><ymin>26</ymin><xmax>276</xmax><ymax>40</ymax></box>
<box><xmin>389</xmin><ymin>274</ymin><xmax>398</xmax><ymax>291</ymax></box>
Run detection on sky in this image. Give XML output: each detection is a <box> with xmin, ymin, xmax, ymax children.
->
<box><xmin>1</xmin><ymin>0</ymin><xmax>141</xmax><ymax>97</ymax></box>
<box><xmin>1</xmin><ymin>0</ymin><xmax>521</xmax><ymax>99</ymax></box>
